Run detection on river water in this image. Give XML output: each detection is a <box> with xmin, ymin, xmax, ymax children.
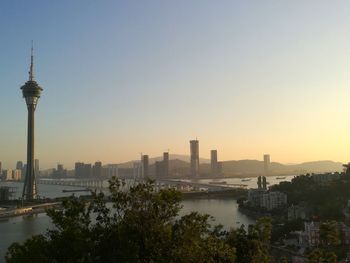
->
<box><xmin>0</xmin><ymin>175</ymin><xmax>295</xmax><ymax>261</ymax></box>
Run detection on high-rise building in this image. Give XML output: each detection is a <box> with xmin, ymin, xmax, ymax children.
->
<box><xmin>211</xmin><ymin>150</ymin><xmax>218</xmax><ymax>177</ymax></box>
<box><xmin>106</xmin><ymin>164</ymin><xmax>118</xmax><ymax>178</ymax></box>
<box><xmin>75</xmin><ymin>162</ymin><xmax>85</xmax><ymax>177</ymax></box>
<box><xmin>190</xmin><ymin>139</ymin><xmax>199</xmax><ymax>178</ymax></box>
<box><xmin>142</xmin><ymin>155</ymin><xmax>149</xmax><ymax>178</ymax></box>
<box><xmin>155</xmin><ymin>161</ymin><xmax>163</xmax><ymax>179</ymax></box>
<box><xmin>3</xmin><ymin>170</ymin><xmax>13</xmax><ymax>181</ymax></box>
<box><xmin>13</xmin><ymin>169</ymin><xmax>22</xmax><ymax>181</ymax></box>
<box><xmin>16</xmin><ymin>161</ymin><xmax>23</xmax><ymax>171</ymax></box>
<box><xmin>133</xmin><ymin>162</ymin><xmax>142</xmax><ymax>179</ymax></box>
<box><xmin>0</xmin><ymin>161</ymin><xmax>2</xmax><ymax>174</ymax></box>
<box><xmin>21</xmin><ymin>45</ymin><xmax>43</xmax><ymax>200</ymax></box>
<box><xmin>163</xmin><ymin>152</ymin><xmax>169</xmax><ymax>177</ymax></box>
<box><xmin>263</xmin><ymin>154</ymin><xmax>270</xmax><ymax>175</ymax></box>
<box><xmin>75</xmin><ymin>162</ymin><xmax>92</xmax><ymax>177</ymax></box>
<box><xmin>84</xmin><ymin>163</ymin><xmax>92</xmax><ymax>177</ymax></box>
<box><xmin>261</xmin><ymin>191</ymin><xmax>287</xmax><ymax>210</ymax></box>
<box><xmin>57</xmin><ymin>164</ymin><xmax>64</xmax><ymax>173</ymax></box>
<box><xmin>52</xmin><ymin>164</ymin><xmax>67</xmax><ymax>178</ymax></box>
<box><xmin>93</xmin><ymin>161</ymin><xmax>102</xmax><ymax>177</ymax></box>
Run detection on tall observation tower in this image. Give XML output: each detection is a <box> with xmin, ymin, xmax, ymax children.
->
<box><xmin>21</xmin><ymin>44</ymin><xmax>43</xmax><ymax>201</ymax></box>
<box><xmin>190</xmin><ymin>139</ymin><xmax>199</xmax><ymax>178</ymax></box>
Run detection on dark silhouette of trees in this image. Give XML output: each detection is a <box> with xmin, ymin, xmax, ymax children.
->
<box><xmin>6</xmin><ymin>178</ymin><xmax>272</xmax><ymax>263</ymax></box>
<box><xmin>271</xmin><ymin>174</ymin><xmax>348</xmax><ymax>220</ymax></box>
<box><xmin>319</xmin><ymin>221</ymin><xmax>341</xmax><ymax>246</ymax></box>
<box><xmin>307</xmin><ymin>249</ymin><xmax>337</xmax><ymax>263</ymax></box>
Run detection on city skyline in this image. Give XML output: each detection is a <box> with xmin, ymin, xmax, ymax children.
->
<box><xmin>2</xmin><ymin>1</ymin><xmax>350</xmax><ymax>169</ymax></box>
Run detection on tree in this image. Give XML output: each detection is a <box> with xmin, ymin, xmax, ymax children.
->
<box><xmin>254</xmin><ymin>217</ymin><xmax>272</xmax><ymax>244</ymax></box>
<box><xmin>6</xmin><ymin>178</ymin><xmax>236</xmax><ymax>263</ymax></box>
<box><xmin>279</xmin><ymin>256</ymin><xmax>288</xmax><ymax>263</ymax></box>
<box><xmin>307</xmin><ymin>249</ymin><xmax>337</xmax><ymax>263</ymax></box>
<box><xmin>225</xmin><ymin>223</ymin><xmax>271</xmax><ymax>263</ymax></box>
<box><xmin>319</xmin><ymin>221</ymin><xmax>341</xmax><ymax>246</ymax></box>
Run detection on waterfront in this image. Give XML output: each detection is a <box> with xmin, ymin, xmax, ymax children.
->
<box><xmin>0</xmin><ymin>175</ymin><xmax>294</xmax><ymax>261</ymax></box>
<box><xmin>0</xmin><ymin>198</ymin><xmax>255</xmax><ymax>261</ymax></box>
<box><xmin>186</xmin><ymin>174</ymin><xmax>295</xmax><ymax>189</ymax></box>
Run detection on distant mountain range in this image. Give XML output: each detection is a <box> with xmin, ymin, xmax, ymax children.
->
<box><xmin>115</xmin><ymin>154</ymin><xmax>344</xmax><ymax>177</ymax></box>
<box><xmin>220</xmin><ymin>160</ymin><xmax>343</xmax><ymax>177</ymax></box>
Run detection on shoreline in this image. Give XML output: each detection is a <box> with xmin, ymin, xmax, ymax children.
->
<box><xmin>182</xmin><ymin>189</ymin><xmax>247</xmax><ymax>200</ymax></box>
<box><xmin>0</xmin><ymin>202</ymin><xmax>61</xmax><ymax>220</ymax></box>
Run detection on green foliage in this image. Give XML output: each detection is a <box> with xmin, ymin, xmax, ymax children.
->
<box><xmin>271</xmin><ymin>218</ymin><xmax>304</xmax><ymax>242</ymax></box>
<box><xmin>254</xmin><ymin>217</ymin><xmax>272</xmax><ymax>244</ymax></box>
<box><xmin>271</xmin><ymin>174</ymin><xmax>348</xmax><ymax>220</ymax></box>
<box><xmin>225</xmin><ymin>220</ymin><xmax>272</xmax><ymax>263</ymax></box>
<box><xmin>319</xmin><ymin>221</ymin><xmax>341</xmax><ymax>246</ymax></box>
<box><xmin>279</xmin><ymin>256</ymin><xmax>288</xmax><ymax>263</ymax></box>
<box><xmin>307</xmin><ymin>249</ymin><xmax>337</xmax><ymax>263</ymax></box>
<box><xmin>6</xmin><ymin>178</ymin><xmax>274</xmax><ymax>263</ymax></box>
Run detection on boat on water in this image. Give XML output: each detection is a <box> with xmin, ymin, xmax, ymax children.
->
<box><xmin>208</xmin><ymin>181</ymin><xmax>227</xmax><ymax>185</ymax></box>
<box><xmin>241</xmin><ymin>178</ymin><xmax>252</xmax><ymax>182</ymax></box>
<box><xmin>276</xmin><ymin>176</ymin><xmax>286</xmax><ymax>180</ymax></box>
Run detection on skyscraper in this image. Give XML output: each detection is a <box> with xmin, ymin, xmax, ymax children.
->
<box><xmin>84</xmin><ymin>163</ymin><xmax>93</xmax><ymax>177</ymax></box>
<box><xmin>155</xmin><ymin>161</ymin><xmax>163</xmax><ymax>179</ymax></box>
<box><xmin>75</xmin><ymin>162</ymin><xmax>85</xmax><ymax>177</ymax></box>
<box><xmin>163</xmin><ymin>152</ymin><xmax>169</xmax><ymax>177</ymax></box>
<box><xmin>106</xmin><ymin>164</ymin><xmax>118</xmax><ymax>178</ymax></box>
<box><xmin>13</xmin><ymin>169</ymin><xmax>22</xmax><ymax>181</ymax></box>
<box><xmin>190</xmin><ymin>139</ymin><xmax>199</xmax><ymax>178</ymax></box>
<box><xmin>133</xmin><ymin>162</ymin><xmax>142</xmax><ymax>179</ymax></box>
<box><xmin>16</xmin><ymin>161</ymin><xmax>23</xmax><ymax>171</ymax></box>
<box><xmin>142</xmin><ymin>155</ymin><xmax>149</xmax><ymax>178</ymax></box>
<box><xmin>93</xmin><ymin>161</ymin><xmax>102</xmax><ymax>177</ymax></box>
<box><xmin>211</xmin><ymin>150</ymin><xmax>218</xmax><ymax>177</ymax></box>
<box><xmin>263</xmin><ymin>154</ymin><xmax>270</xmax><ymax>176</ymax></box>
<box><xmin>21</xmin><ymin>45</ymin><xmax>43</xmax><ymax>201</ymax></box>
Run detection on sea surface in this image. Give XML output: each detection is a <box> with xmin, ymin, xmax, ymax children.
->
<box><xmin>0</xmin><ymin>175</ymin><xmax>295</xmax><ymax>261</ymax></box>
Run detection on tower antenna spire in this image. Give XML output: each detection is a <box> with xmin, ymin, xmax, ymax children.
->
<box><xmin>29</xmin><ymin>40</ymin><xmax>34</xmax><ymax>81</ymax></box>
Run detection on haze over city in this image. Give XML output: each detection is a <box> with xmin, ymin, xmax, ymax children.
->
<box><xmin>2</xmin><ymin>1</ymin><xmax>350</xmax><ymax>169</ymax></box>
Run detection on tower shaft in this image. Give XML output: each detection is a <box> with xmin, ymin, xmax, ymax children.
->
<box><xmin>22</xmin><ymin>104</ymin><xmax>37</xmax><ymax>200</ymax></box>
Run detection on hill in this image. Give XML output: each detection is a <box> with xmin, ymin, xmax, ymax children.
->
<box><xmin>114</xmin><ymin>155</ymin><xmax>344</xmax><ymax>178</ymax></box>
<box><xmin>221</xmin><ymin>160</ymin><xmax>343</xmax><ymax>177</ymax></box>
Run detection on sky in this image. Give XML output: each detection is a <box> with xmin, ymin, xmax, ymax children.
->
<box><xmin>1</xmin><ymin>1</ymin><xmax>350</xmax><ymax>169</ymax></box>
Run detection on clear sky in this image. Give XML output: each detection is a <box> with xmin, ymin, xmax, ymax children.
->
<box><xmin>1</xmin><ymin>0</ymin><xmax>350</xmax><ymax>169</ymax></box>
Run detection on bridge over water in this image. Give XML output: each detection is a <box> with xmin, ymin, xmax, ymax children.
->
<box><xmin>38</xmin><ymin>177</ymin><xmax>247</xmax><ymax>192</ymax></box>
<box><xmin>38</xmin><ymin>178</ymin><xmax>105</xmax><ymax>190</ymax></box>
<box><xmin>157</xmin><ymin>179</ymin><xmax>247</xmax><ymax>190</ymax></box>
